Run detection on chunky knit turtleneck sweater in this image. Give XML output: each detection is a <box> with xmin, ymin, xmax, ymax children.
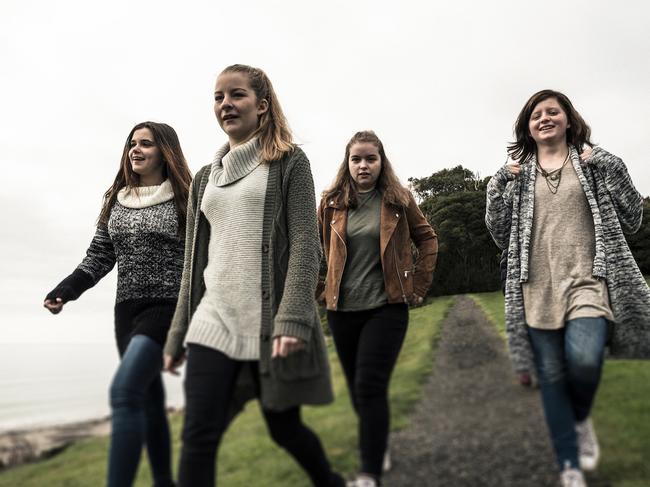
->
<box><xmin>47</xmin><ymin>180</ymin><xmax>184</xmax><ymax>304</ymax></box>
<box><xmin>185</xmin><ymin>138</ymin><xmax>269</xmax><ymax>360</ymax></box>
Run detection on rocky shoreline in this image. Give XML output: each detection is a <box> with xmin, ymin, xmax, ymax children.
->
<box><xmin>0</xmin><ymin>416</ymin><xmax>111</xmax><ymax>470</ymax></box>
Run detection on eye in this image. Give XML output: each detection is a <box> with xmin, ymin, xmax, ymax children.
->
<box><xmin>214</xmin><ymin>95</ymin><xmax>224</xmax><ymax>102</ymax></box>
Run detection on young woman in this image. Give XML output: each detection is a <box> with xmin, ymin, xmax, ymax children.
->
<box><xmin>319</xmin><ymin>130</ymin><xmax>438</xmax><ymax>487</ymax></box>
<box><xmin>486</xmin><ymin>90</ymin><xmax>650</xmax><ymax>487</ymax></box>
<box><xmin>163</xmin><ymin>64</ymin><xmax>343</xmax><ymax>487</ymax></box>
<box><xmin>44</xmin><ymin>121</ymin><xmax>192</xmax><ymax>487</ymax></box>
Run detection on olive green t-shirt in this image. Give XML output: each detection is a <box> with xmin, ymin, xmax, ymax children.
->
<box><xmin>338</xmin><ymin>190</ymin><xmax>387</xmax><ymax>311</ymax></box>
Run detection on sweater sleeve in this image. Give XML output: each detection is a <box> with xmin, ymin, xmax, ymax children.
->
<box><xmin>76</xmin><ymin>224</ymin><xmax>117</xmax><ymax>283</ymax></box>
<box><xmin>588</xmin><ymin>147</ymin><xmax>644</xmax><ymax>234</ymax></box>
<box><xmin>405</xmin><ymin>192</ymin><xmax>438</xmax><ymax>297</ymax></box>
<box><xmin>45</xmin><ymin>224</ymin><xmax>116</xmax><ymax>303</ymax></box>
<box><xmin>272</xmin><ymin>152</ymin><xmax>321</xmax><ymax>342</ymax></box>
<box><xmin>164</xmin><ymin>172</ymin><xmax>201</xmax><ymax>359</ymax></box>
<box><xmin>485</xmin><ymin>165</ymin><xmax>516</xmax><ymax>250</ymax></box>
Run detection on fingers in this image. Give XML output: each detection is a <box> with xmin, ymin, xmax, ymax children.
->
<box><xmin>505</xmin><ymin>162</ymin><xmax>521</xmax><ymax>177</ymax></box>
<box><xmin>272</xmin><ymin>336</ymin><xmax>305</xmax><ymax>358</ymax></box>
<box><xmin>518</xmin><ymin>372</ymin><xmax>532</xmax><ymax>387</ymax></box>
<box><xmin>43</xmin><ymin>298</ymin><xmax>64</xmax><ymax>314</ymax></box>
<box><xmin>163</xmin><ymin>353</ymin><xmax>185</xmax><ymax>376</ymax></box>
<box><xmin>579</xmin><ymin>147</ymin><xmax>593</xmax><ymax>164</ymax></box>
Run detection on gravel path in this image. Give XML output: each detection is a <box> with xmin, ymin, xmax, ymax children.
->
<box><xmin>382</xmin><ymin>296</ymin><xmax>560</xmax><ymax>487</ymax></box>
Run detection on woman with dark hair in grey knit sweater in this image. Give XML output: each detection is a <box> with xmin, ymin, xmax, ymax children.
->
<box><xmin>486</xmin><ymin>90</ymin><xmax>650</xmax><ymax>487</ymax></box>
<box><xmin>44</xmin><ymin>121</ymin><xmax>192</xmax><ymax>487</ymax></box>
<box><xmin>163</xmin><ymin>64</ymin><xmax>343</xmax><ymax>487</ymax></box>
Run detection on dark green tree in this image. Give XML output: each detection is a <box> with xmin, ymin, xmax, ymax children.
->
<box><xmin>410</xmin><ymin>166</ymin><xmax>501</xmax><ymax>296</ymax></box>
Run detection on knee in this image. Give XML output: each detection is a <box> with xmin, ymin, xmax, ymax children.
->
<box><xmin>110</xmin><ymin>380</ymin><xmax>142</xmax><ymax>411</ymax></box>
<box><xmin>569</xmin><ymin>350</ymin><xmax>602</xmax><ymax>381</ymax></box>
<box><xmin>354</xmin><ymin>379</ymin><xmax>387</xmax><ymax>409</ymax></box>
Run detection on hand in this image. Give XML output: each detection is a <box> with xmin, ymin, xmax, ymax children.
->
<box><xmin>272</xmin><ymin>336</ymin><xmax>305</xmax><ymax>358</ymax></box>
<box><xmin>517</xmin><ymin>372</ymin><xmax>532</xmax><ymax>387</ymax></box>
<box><xmin>164</xmin><ymin>353</ymin><xmax>186</xmax><ymax>375</ymax></box>
<box><xmin>505</xmin><ymin>158</ymin><xmax>521</xmax><ymax>178</ymax></box>
<box><xmin>579</xmin><ymin>147</ymin><xmax>594</xmax><ymax>166</ymax></box>
<box><xmin>409</xmin><ymin>294</ymin><xmax>424</xmax><ymax>307</ymax></box>
<box><xmin>43</xmin><ymin>298</ymin><xmax>64</xmax><ymax>314</ymax></box>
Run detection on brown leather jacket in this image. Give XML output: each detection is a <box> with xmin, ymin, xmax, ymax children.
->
<box><xmin>318</xmin><ymin>191</ymin><xmax>438</xmax><ymax>311</ymax></box>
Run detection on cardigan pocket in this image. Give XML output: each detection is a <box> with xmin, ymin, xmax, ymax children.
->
<box><xmin>268</xmin><ymin>336</ymin><xmax>322</xmax><ymax>381</ymax></box>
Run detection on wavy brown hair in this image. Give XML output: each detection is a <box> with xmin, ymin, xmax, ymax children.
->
<box><xmin>98</xmin><ymin>122</ymin><xmax>192</xmax><ymax>233</ymax></box>
<box><xmin>323</xmin><ymin>130</ymin><xmax>411</xmax><ymax>208</ymax></box>
<box><xmin>508</xmin><ymin>89</ymin><xmax>593</xmax><ymax>163</ymax></box>
<box><xmin>220</xmin><ymin>64</ymin><xmax>294</xmax><ymax>162</ymax></box>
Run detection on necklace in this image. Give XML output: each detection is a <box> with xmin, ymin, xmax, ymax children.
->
<box><xmin>535</xmin><ymin>149</ymin><xmax>570</xmax><ymax>194</ymax></box>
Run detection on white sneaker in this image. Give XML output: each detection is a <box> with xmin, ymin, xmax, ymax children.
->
<box><xmin>382</xmin><ymin>448</ymin><xmax>392</xmax><ymax>472</ymax></box>
<box><xmin>560</xmin><ymin>462</ymin><xmax>587</xmax><ymax>487</ymax></box>
<box><xmin>576</xmin><ymin>418</ymin><xmax>600</xmax><ymax>471</ymax></box>
<box><xmin>346</xmin><ymin>474</ymin><xmax>378</xmax><ymax>487</ymax></box>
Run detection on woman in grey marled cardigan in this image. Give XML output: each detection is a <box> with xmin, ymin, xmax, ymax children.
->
<box><xmin>163</xmin><ymin>65</ymin><xmax>344</xmax><ymax>487</ymax></box>
<box><xmin>485</xmin><ymin>90</ymin><xmax>650</xmax><ymax>487</ymax></box>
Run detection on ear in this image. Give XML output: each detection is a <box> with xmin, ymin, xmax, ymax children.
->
<box><xmin>257</xmin><ymin>99</ymin><xmax>269</xmax><ymax>116</ymax></box>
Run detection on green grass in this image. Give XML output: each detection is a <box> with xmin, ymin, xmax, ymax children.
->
<box><xmin>0</xmin><ymin>296</ymin><xmax>454</xmax><ymax>487</ymax></box>
<box><xmin>470</xmin><ymin>290</ymin><xmax>650</xmax><ymax>487</ymax></box>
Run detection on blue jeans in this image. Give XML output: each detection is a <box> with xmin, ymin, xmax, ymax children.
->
<box><xmin>528</xmin><ymin>317</ymin><xmax>608</xmax><ymax>469</ymax></box>
<box><xmin>108</xmin><ymin>334</ymin><xmax>173</xmax><ymax>487</ymax></box>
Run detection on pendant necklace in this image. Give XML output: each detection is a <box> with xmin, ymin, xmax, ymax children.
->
<box><xmin>536</xmin><ymin>149</ymin><xmax>570</xmax><ymax>194</ymax></box>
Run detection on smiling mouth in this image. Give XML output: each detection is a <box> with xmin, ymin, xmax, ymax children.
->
<box><xmin>540</xmin><ymin>125</ymin><xmax>555</xmax><ymax>132</ymax></box>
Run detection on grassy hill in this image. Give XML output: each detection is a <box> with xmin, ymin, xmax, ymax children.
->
<box><xmin>0</xmin><ymin>297</ymin><xmax>454</xmax><ymax>487</ymax></box>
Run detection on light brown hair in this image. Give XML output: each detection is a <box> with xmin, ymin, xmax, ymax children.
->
<box><xmin>98</xmin><ymin>122</ymin><xmax>192</xmax><ymax>233</ymax></box>
<box><xmin>508</xmin><ymin>89</ymin><xmax>593</xmax><ymax>163</ymax></box>
<box><xmin>323</xmin><ymin>130</ymin><xmax>411</xmax><ymax>208</ymax></box>
<box><xmin>220</xmin><ymin>64</ymin><xmax>294</xmax><ymax>162</ymax></box>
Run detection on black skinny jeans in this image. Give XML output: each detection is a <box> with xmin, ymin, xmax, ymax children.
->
<box><xmin>327</xmin><ymin>303</ymin><xmax>408</xmax><ymax>479</ymax></box>
<box><xmin>179</xmin><ymin>344</ymin><xmax>337</xmax><ymax>487</ymax></box>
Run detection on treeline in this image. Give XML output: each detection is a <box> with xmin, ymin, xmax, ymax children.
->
<box><xmin>410</xmin><ymin>166</ymin><xmax>650</xmax><ymax>296</ymax></box>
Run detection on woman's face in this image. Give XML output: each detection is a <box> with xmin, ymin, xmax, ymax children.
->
<box><xmin>214</xmin><ymin>72</ymin><xmax>268</xmax><ymax>146</ymax></box>
<box><xmin>528</xmin><ymin>97</ymin><xmax>570</xmax><ymax>146</ymax></box>
<box><xmin>348</xmin><ymin>142</ymin><xmax>382</xmax><ymax>192</ymax></box>
<box><xmin>128</xmin><ymin>128</ymin><xmax>163</xmax><ymax>182</ymax></box>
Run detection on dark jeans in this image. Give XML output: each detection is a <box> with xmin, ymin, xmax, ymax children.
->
<box><xmin>179</xmin><ymin>344</ymin><xmax>337</xmax><ymax>487</ymax></box>
<box><xmin>108</xmin><ymin>334</ymin><xmax>173</xmax><ymax>487</ymax></box>
<box><xmin>528</xmin><ymin>317</ymin><xmax>608</xmax><ymax>469</ymax></box>
<box><xmin>327</xmin><ymin>303</ymin><xmax>409</xmax><ymax>479</ymax></box>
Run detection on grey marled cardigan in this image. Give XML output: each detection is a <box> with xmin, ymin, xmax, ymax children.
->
<box><xmin>486</xmin><ymin>146</ymin><xmax>650</xmax><ymax>373</ymax></box>
<box><xmin>164</xmin><ymin>146</ymin><xmax>334</xmax><ymax>411</ymax></box>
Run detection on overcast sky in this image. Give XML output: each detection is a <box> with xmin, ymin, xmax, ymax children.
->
<box><xmin>1</xmin><ymin>0</ymin><xmax>649</xmax><ymax>344</ymax></box>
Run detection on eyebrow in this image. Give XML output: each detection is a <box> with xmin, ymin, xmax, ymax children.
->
<box><xmin>214</xmin><ymin>87</ymin><xmax>249</xmax><ymax>95</ymax></box>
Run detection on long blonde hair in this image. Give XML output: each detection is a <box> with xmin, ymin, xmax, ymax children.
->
<box><xmin>220</xmin><ymin>64</ymin><xmax>294</xmax><ymax>162</ymax></box>
<box><xmin>323</xmin><ymin>130</ymin><xmax>411</xmax><ymax>208</ymax></box>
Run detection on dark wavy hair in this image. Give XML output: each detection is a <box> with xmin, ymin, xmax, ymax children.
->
<box><xmin>508</xmin><ymin>89</ymin><xmax>593</xmax><ymax>163</ymax></box>
<box><xmin>98</xmin><ymin>122</ymin><xmax>192</xmax><ymax>233</ymax></box>
<box><xmin>323</xmin><ymin>130</ymin><xmax>411</xmax><ymax>208</ymax></box>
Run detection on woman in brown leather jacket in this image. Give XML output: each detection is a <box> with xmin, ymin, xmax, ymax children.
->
<box><xmin>319</xmin><ymin>130</ymin><xmax>438</xmax><ymax>487</ymax></box>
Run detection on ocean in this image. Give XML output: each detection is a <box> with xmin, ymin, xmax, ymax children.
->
<box><xmin>0</xmin><ymin>343</ymin><xmax>185</xmax><ymax>432</ymax></box>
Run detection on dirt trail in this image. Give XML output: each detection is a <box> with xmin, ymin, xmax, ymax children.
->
<box><xmin>383</xmin><ymin>295</ymin><xmax>559</xmax><ymax>487</ymax></box>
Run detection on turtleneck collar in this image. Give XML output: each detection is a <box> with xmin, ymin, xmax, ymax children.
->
<box><xmin>210</xmin><ymin>137</ymin><xmax>262</xmax><ymax>187</ymax></box>
<box><xmin>117</xmin><ymin>179</ymin><xmax>174</xmax><ymax>209</ymax></box>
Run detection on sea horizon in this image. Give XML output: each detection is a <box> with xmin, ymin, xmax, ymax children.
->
<box><xmin>0</xmin><ymin>342</ymin><xmax>185</xmax><ymax>433</ymax></box>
